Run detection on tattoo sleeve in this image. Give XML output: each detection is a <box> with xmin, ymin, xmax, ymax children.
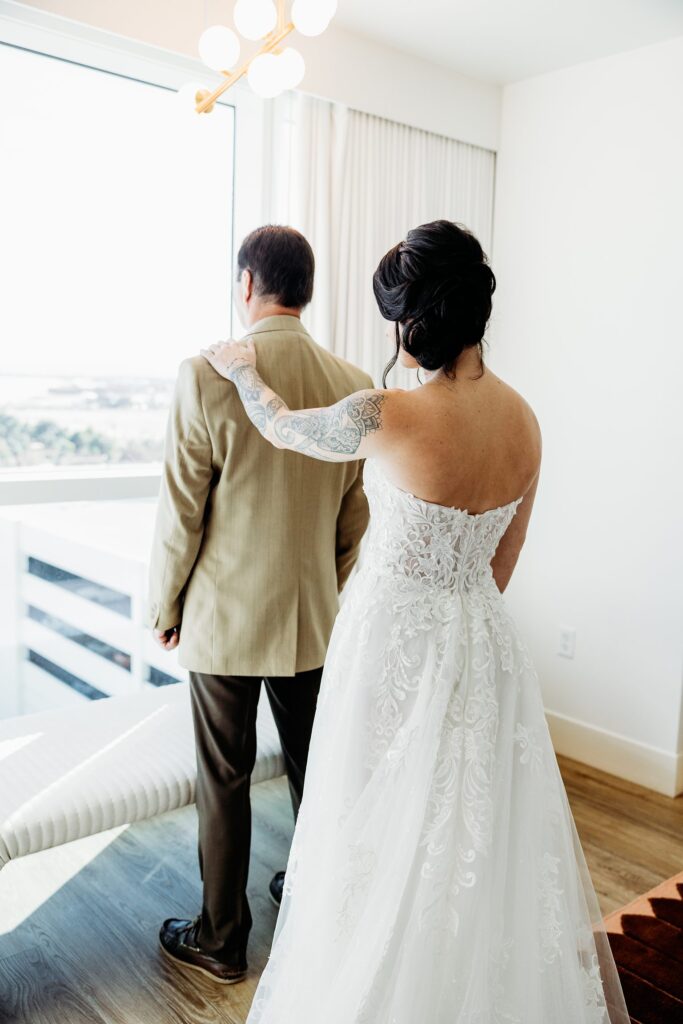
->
<box><xmin>228</xmin><ymin>364</ymin><xmax>385</xmax><ymax>462</ymax></box>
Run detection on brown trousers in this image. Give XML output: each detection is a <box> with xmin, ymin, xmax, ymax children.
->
<box><xmin>188</xmin><ymin>667</ymin><xmax>323</xmax><ymax>966</ymax></box>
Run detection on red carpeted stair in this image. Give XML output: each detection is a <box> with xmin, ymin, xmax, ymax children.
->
<box><xmin>604</xmin><ymin>871</ymin><xmax>683</xmax><ymax>1024</ymax></box>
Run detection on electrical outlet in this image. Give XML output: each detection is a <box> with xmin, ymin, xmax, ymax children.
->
<box><xmin>558</xmin><ymin>626</ymin><xmax>576</xmax><ymax>659</ymax></box>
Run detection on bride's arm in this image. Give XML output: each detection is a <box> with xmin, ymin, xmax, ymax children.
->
<box><xmin>201</xmin><ymin>338</ymin><xmax>387</xmax><ymax>462</ymax></box>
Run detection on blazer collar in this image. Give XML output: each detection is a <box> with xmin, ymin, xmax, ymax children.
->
<box><xmin>242</xmin><ymin>314</ymin><xmax>311</xmax><ymax>339</ymax></box>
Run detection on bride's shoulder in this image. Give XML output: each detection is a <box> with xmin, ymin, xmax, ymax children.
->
<box><xmin>355</xmin><ymin>386</ymin><xmax>410</xmax><ymax>415</ymax></box>
<box><xmin>360</xmin><ymin>387</ymin><xmax>419</xmax><ymax>439</ymax></box>
<box><xmin>487</xmin><ymin>372</ymin><xmax>541</xmax><ymax>438</ymax></box>
<box><xmin>335</xmin><ymin>387</ymin><xmax>410</xmax><ymax>448</ymax></box>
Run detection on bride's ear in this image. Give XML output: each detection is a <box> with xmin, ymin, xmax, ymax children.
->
<box><xmin>398</xmin><ymin>324</ymin><xmax>419</xmax><ymax>369</ymax></box>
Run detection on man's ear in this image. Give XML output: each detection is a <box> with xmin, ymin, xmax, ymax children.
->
<box><xmin>241</xmin><ymin>268</ymin><xmax>253</xmax><ymax>303</ymax></box>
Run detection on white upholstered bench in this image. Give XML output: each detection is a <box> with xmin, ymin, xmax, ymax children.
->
<box><xmin>0</xmin><ymin>682</ymin><xmax>284</xmax><ymax>869</ymax></box>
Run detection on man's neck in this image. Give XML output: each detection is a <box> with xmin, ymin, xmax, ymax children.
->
<box><xmin>246</xmin><ymin>303</ymin><xmax>302</xmax><ymax>326</ymax></box>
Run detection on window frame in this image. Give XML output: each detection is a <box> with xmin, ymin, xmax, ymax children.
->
<box><xmin>0</xmin><ymin>3</ymin><xmax>265</xmax><ymax>502</ymax></box>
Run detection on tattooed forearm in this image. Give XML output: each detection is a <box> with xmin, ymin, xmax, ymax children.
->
<box><xmin>266</xmin><ymin>397</ymin><xmax>286</xmax><ymax>420</ymax></box>
<box><xmin>230</xmin><ymin>364</ymin><xmax>266</xmax><ymax>403</ymax></box>
<box><xmin>227</xmin><ymin>361</ymin><xmax>385</xmax><ymax>462</ymax></box>
<box><xmin>245</xmin><ymin>403</ymin><xmax>267</xmax><ymax>432</ymax></box>
<box><xmin>274</xmin><ymin>394</ymin><xmax>385</xmax><ymax>455</ymax></box>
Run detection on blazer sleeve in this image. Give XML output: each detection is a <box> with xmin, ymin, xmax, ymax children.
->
<box><xmin>335</xmin><ymin>460</ymin><xmax>370</xmax><ymax>592</ymax></box>
<box><xmin>335</xmin><ymin>370</ymin><xmax>374</xmax><ymax>591</ymax></box>
<box><xmin>147</xmin><ymin>359</ymin><xmax>214</xmax><ymax>631</ymax></box>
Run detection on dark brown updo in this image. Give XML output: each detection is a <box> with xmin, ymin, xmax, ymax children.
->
<box><xmin>373</xmin><ymin>219</ymin><xmax>496</xmax><ymax>386</ymax></box>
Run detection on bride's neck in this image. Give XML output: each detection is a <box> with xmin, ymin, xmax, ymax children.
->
<box><xmin>423</xmin><ymin>349</ymin><xmax>485</xmax><ymax>386</ymax></box>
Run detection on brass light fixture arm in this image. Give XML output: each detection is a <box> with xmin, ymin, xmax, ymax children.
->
<box><xmin>195</xmin><ymin>0</ymin><xmax>294</xmax><ymax>113</ymax></box>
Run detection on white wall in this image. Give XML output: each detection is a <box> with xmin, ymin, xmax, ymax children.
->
<box><xmin>290</xmin><ymin>21</ymin><xmax>499</xmax><ymax>151</ymax></box>
<box><xmin>490</xmin><ymin>35</ymin><xmax>683</xmax><ymax>795</ymax></box>
<box><xmin>14</xmin><ymin>0</ymin><xmax>500</xmax><ymax>150</ymax></box>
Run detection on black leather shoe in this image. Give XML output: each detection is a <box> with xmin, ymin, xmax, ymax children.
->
<box><xmin>269</xmin><ymin>870</ymin><xmax>286</xmax><ymax>907</ymax></box>
<box><xmin>159</xmin><ymin>916</ymin><xmax>247</xmax><ymax>984</ymax></box>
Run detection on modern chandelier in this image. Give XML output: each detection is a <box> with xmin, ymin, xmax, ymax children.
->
<box><xmin>179</xmin><ymin>0</ymin><xmax>337</xmax><ymax>113</ymax></box>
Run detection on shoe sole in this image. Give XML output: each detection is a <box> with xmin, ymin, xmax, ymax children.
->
<box><xmin>159</xmin><ymin>937</ymin><xmax>247</xmax><ymax>985</ymax></box>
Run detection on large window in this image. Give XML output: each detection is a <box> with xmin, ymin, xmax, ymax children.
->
<box><xmin>0</xmin><ymin>42</ymin><xmax>235</xmax><ymax>471</ymax></box>
<box><xmin>0</xmin><ymin>20</ymin><xmax>253</xmax><ymax>721</ymax></box>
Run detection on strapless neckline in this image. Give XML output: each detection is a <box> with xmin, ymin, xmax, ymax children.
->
<box><xmin>366</xmin><ymin>460</ymin><xmax>524</xmax><ymax>519</ymax></box>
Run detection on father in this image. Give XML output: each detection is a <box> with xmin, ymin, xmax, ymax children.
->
<box><xmin>147</xmin><ymin>225</ymin><xmax>373</xmax><ymax>984</ymax></box>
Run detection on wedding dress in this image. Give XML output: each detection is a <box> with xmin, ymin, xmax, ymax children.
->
<box><xmin>247</xmin><ymin>459</ymin><xmax>631</xmax><ymax>1023</ymax></box>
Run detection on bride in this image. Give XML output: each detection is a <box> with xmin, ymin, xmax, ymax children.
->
<box><xmin>201</xmin><ymin>219</ymin><xmax>631</xmax><ymax>1023</ymax></box>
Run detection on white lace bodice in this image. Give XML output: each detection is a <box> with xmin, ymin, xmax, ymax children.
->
<box><xmin>362</xmin><ymin>460</ymin><xmax>524</xmax><ymax>594</ymax></box>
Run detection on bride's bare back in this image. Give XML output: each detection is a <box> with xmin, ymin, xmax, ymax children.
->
<box><xmin>377</xmin><ymin>350</ymin><xmax>540</xmax><ymax>514</ymax></box>
<box><xmin>368</xmin><ymin>347</ymin><xmax>541</xmax><ymax>592</ymax></box>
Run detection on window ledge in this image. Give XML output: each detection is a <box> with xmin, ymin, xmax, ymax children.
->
<box><xmin>0</xmin><ymin>465</ymin><xmax>162</xmax><ymax>505</ymax></box>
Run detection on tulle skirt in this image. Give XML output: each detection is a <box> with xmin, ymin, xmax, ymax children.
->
<box><xmin>246</xmin><ymin>566</ymin><xmax>631</xmax><ymax>1024</ymax></box>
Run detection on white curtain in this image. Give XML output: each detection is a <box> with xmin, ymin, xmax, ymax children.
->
<box><xmin>264</xmin><ymin>93</ymin><xmax>496</xmax><ymax>388</ymax></box>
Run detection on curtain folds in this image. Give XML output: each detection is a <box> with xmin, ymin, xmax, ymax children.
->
<box><xmin>265</xmin><ymin>93</ymin><xmax>496</xmax><ymax>388</ymax></box>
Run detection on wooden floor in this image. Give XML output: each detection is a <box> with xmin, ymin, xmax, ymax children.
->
<box><xmin>0</xmin><ymin>755</ymin><xmax>681</xmax><ymax>1024</ymax></box>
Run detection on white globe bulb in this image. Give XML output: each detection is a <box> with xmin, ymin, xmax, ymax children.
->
<box><xmin>176</xmin><ymin>81</ymin><xmax>210</xmax><ymax>113</ymax></box>
<box><xmin>198</xmin><ymin>25</ymin><xmax>241</xmax><ymax>71</ymax></box>
<box><xmin>247</xmin><ymin>52</ymin><xmax>285</xmax><ymax>98</ymax></box>
<box><xmin>278</xmin><ymin>47</ymin><xmax>306</xmax><ymax>90</ymax></box>
<box><xmin>292</xmin><ymin>0</ymin><xmax>336</xmax><ymax>37</ymax></box>
<box><xmin>234</xmin><ymin>0</ymin><xmax>278</xmax><ymax>41</ymax></box>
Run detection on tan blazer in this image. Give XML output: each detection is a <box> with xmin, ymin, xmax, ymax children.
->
<box><xmin>147</xmin><ymin>315</ymin><xmax>373</xmax><ymax>676</ymax></box>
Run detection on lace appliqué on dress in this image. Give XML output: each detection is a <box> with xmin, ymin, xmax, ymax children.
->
<box><xmin>538</xmin><ymin>851</ymin><xmax>565</xmax><ymax>965</ymax></box>
<box><xmin>579</xmin><ymin>953</ymin><xmax>610</xmax><ymax>1024</ymax></box>
<box><xmin>335</xmin><ymin>841</ymin><xmax>378</xmax><ymax>938</ymax></box>
<box><xmin>513</xmin><ymin>722</ymin><xmax>545</xmax><ymax>774</ymax></box>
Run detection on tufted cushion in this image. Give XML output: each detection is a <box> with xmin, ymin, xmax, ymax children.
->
<box><xmin>0</xmin><ymin>683</ymin><xmax>284</xmax><ymax>868</ymax></box>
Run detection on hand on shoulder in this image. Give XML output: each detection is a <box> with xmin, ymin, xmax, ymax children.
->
<box><xmin>196</xmin><ymin>337</ymin><xmax>402</xmax><ymax>464</ymax></box>
<box><xmin>201</xmin><ymin>338</ymin><xmax>256</xmax><ymax>381</ymax></box>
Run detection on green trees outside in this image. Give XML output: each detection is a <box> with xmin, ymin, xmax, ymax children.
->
<box><xmin>0</xmin><ymin>414</ymin><xmax>163</xmax><ymax>466</ymax></box>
